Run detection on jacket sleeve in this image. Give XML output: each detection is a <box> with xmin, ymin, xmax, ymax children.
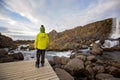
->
<box><xmin>34</xmin><ymin>34</ymin><xmax>38</xmax><ymax>49</ymax></box>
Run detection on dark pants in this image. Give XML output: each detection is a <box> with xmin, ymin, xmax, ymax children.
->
<box><xmin>36</xmin><ymin>49</ymin><xmax>45</xmax><ymax>65</ymax></box>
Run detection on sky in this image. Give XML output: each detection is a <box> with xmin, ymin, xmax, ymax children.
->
<box><xmin>0</xmin><ymin>0</ymin><xmax>120</xmax><ymax>40</ymax></box>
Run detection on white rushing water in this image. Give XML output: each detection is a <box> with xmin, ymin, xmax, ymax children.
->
<box><xmin>103</xmin><ymin>18</ymin><xmax>120</xmax><ymax>48</ymax></box>
<box><xmin>110</xmin><ymin>18</ymin><xmax>120</xmax><ymax>39</ymax></box>
<box><xmin>103</xmin><ymin>40</ymin><xmax>119</xmax><ymax>48</ymax></box>
<box><xmin>13</xmin><ymin>45</ymin><xmax>72</xmax><ymax>60</ymax></box>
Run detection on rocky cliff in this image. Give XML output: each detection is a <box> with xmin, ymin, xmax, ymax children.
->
<box><xmin>0</xmin><ymin>33</ymin><xmax>13</xmax><ymax>48</ymax></box>
<box><xmin>48</xmin><ymin>18</ymin><xmax>112</xmax><ymax>50</ymax></box>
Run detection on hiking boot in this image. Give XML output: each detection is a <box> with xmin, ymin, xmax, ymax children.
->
<box><xmin>35</xmin><ymin>64</ymin><xmax>39</xmax><ymax>68</ymax></box>
<box><xmin>41</xmin><ymin>64</ymin><xmax>44</xmax><ymax>67</ymax></box>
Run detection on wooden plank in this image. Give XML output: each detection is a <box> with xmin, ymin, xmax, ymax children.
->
<box><xmin>0</xmin><ymin>59</ymin><xmax>59</xmax><ymax>80</ymax></box>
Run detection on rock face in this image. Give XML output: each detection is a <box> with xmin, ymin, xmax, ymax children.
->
<box><xmin>0</xmin><ymin>33</ymin><xmax>13</xmax><ymax>48</ymax></box>
<box><xmin>90</xmin><ymin>43</ymin><xmax>103</xmax><ymax>55</ymax></box>
<box><xmin>55</xmin><ymin>68</ymin><xmax>74</xmax><ymax>80</ymax></box>
<box><xmin>48</xmin><ymin>18</ymin><xmax>112</xmax><ymax>50</ymax></box>
<box><xmin>64</xmin><ymin>58</ymin><xmax>84</xmax><ymax>75</ymax></box>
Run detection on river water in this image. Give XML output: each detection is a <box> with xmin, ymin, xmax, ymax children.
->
<box><xmin>13</xmin><ymin>49</ymin><xmax>72</xmax><ymax>60</ymax></box>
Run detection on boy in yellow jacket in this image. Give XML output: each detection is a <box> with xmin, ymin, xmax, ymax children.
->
<box><xmin>34</xmin><ymin>25</ymin><xmax>49</xmax><ymax>68</ymax></box>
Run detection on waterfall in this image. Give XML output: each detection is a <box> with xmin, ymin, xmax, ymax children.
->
<box><xmin>110</xmin><ymin>18</ymin><xmax>120</xmax><ymax>39</ymax></box>
<box><xmin>103</xmin><ymin>18</ymin><xmax>120</xmax><ymax>48</ymax></box>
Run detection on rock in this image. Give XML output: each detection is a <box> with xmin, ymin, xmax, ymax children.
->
<box><xmin>53</xmin><ymin>56</ymin><xmax>61</xmax><ymax>64</ymax></box>
<box><xmin>55</xmin><ymin>68</ymin><xmax>74</xmax><ymax>80</ymax></box>
<box><xmin>49</xmin><ymin>60</ymin><xmax>55</xmax><ymax>66</ymax></box>
<box><xmin>29</xmin><ymin>43</ymin><xmax>34</xmax><ymax>50</ymax></box>
<box><xmin>60</xmin><ymin>56</ymin><xmax>70</xmax><ymax>65</ymax></box>
<box><xmin>113</xmin><ymin>45</ymin><xmax>120</xmax><ymax>51</ymax></box>
<box><xmin>96</xmin><ymin>59</ymin><xmax>104</xmax><ymax>65</ymax></box>
<box><xmin>0</xmin><ymin>49</ymin><xmax>8</xmax><ymax>57</ymax></box>
<box><xmin>11</xmin><ymin>52</ymin><xmax>24</xmax><ymax>60</ymax></box>
<box><xmin>93</xmin><ymin>65</ymin><xmax>105</xmax><ymax>74</ymax></box>
<box><xmin>85</xmin><ymin>61</ymin><xmax>92</xmax><ymax>66</ymax></box>
<box><xmin>85</xmin><ymin>65</ymin><xmax>94</xmax><ymax>79</ymax></box>
<box><xmin>64</xmin><ymin>58</ymin><xmax>84</xmax><ymax>75</ymax></box>
<box><xmin>70</xmin><ymin>54</ymin><xmax>76</xmax><ymax>59</ymax></box>
<box><xmin>0</xmin><ymin>33</ymin><xmax>13</xmax><ymax>48</ymax></box>
<box><xmin>76</xmin><ymin>55</ymin><xmax>86</xmax><ymax>61</ymax></box>
<box><xmin>106</xmin><ymin>66</ymin><xmax>120</xmax><ymax>78</ymax></box>
<box><xmin>87</xmin><ymin>55</ymin><xmax>97</xmax><ymax>62</ymax></box>
<box><xmin>103</xmin><ymin>48</ymin><xmax>114</xmax><ymax>52</ymax></box>
<box><xmin>96</xmin><ymin>73</ymin><xmax>114</xmax><ymax>80</ymax></box>
<box><xmin>90</xmin><ymin>43</ymin><xmax>103</xmax><ymax>55</ymax></box>
<box><xmin>105</xmin><ymin>61</ymin><xmax>120</xmax><ymax>68</ymax></box>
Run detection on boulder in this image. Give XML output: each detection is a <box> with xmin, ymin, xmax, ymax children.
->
<box><xmin>85</xmin><ymin>61</ymin><xmax>92</xmax><ymax>66</ymax></box>
<box><xmin>93</xmin><ymin>65</ymin><xmax>105</xmax><ymax>74</ymax></box>
<box><xmin>0</xmin><ymin>33</ymin><xmax>13</xmax><ymax>48</ymax></box>
<box><xmin>60</xmin><ymin>56</ymin><xmax>70</xmax><ymax>65</ymax></box>
<box><xmin>87</xmin><ymin>55</ymin><xmax>97</xmax><ymax>62</ymax></box>
<box><xmin>105</xmin><ymin>61</ymin><xmax>120</xmax><ymax>68</ymax></box>
<box><xmin>85</xmin><ymin>65</ymin><xmax>94</xmax><ymax>79</ymax></box>
<box><xmin>0</xmin><ymin>49</ymin><xmax>8</xmax><ymax>57</ymax></box>
<box><xmin>49</xmin><ymin>60</ymin><xmax>55</xmax><ymax>66</ymax></box>
<box><xmin>96</xmin><ymin>59</ymin><xmax>104</xmax><ymax>65</ymax></box>
<box><xmin>11</xmin><ymin>52</ymin><xmax>24</xmax><ymax>60</ymax></box>
<box><xmin>106</xmin><ymin>66</ymin><xmax>120</xmax><ymax>78</ymax></box>
<box><xmin>29</xmin><ymin>43</ymin><xmax>34</xmax><ymax>50</ymax></box>
<box><xmin>55</xmin><ymin>68</ymin><xmax>74</xmax><ymax>80</ymax></box>
<box><xmin>76</xmin><ymin>55</ymin><xmax>86</xmax><ymax>61</ymax></box>
<box><xmin>96</xmin><ymin>73</ymin><xmax>117</xmax><ymax>80</ymax></box>
<box><xmin>53</xmin><ymin>56</ymin><xmax>61</xmax><ymax>64</ymax></box>
<box><xmin>90</xmin><ymin>43</ymin><xmax>103</xmax><ymax>55</ymax></box>
<box><xmin>64</xmin><ymin>58</ymin><xmax>84</xmax><ymax>75</ymax></box>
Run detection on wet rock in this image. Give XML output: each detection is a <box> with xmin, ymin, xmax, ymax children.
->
<box><xmin>64</xmin><ymin>58</ymin><xmax>84</xmax><ymax>75</ymax></box>
<box><xmin>60</xmin><ymin>56</ymin><xmax>70</xmax><ymax>65</ymax></box>
<box><xmin>70</xmin><ymin>53</ymin><xmax>83</xmax><ymax>59</ymax></box>
<box><xmin>53</xmin><ymin>56</ymin><xmax>61</xmax><ymax>64</ymax></box>
<box><xmin>113</xmin><ymin>45</ymin><xmax>120</xmax><ymax>51</ymax></box>
<box><xmin>103</xmin><ymin>48</ymin><xmax>114</xmax><ymax>52</ymax></box>
<box><xmin>29</xmin><ymin>43</ymin><xmax>34</xmax><ymax>50</ymax></box>
<box><xmin>90</xmin><ymin>43</ymin><xmax>103</xmax><ymax>55</ymax></box>
<box><xmin>49</xmin><ymin>60</ymin><xmax>55</xmax><ymax>66</ymax></box>
<box><xmin>96</xmin><ymin>73</ymin><xmax>114</xmax><ymax>80</ymax></box>
<box><xmin>55</xmin><ymin>68</ymin><xmax>74</xmax><ymax>80</ymax></box>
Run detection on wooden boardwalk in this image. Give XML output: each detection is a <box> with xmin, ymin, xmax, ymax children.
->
<box><xmin>0</xmin><ymin>59</ymin><xmax>59</xmax><ymax>80</ymax></box>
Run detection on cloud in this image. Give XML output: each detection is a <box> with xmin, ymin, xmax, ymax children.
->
<box><xmin>0</xmin><ymin>0</ymin><xmax>120</xmax><ymax>40</ymax></box>
<box><xmin>0</xmin><ymin>26</ymin><xmax>8</xmax><ymax>32</ymax></box>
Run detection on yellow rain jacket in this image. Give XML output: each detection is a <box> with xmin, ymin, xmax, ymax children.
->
<box><xmin>34</xmin><ymin>32</ymin><xmax>49</xmax><ymax>50</ymax></box>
